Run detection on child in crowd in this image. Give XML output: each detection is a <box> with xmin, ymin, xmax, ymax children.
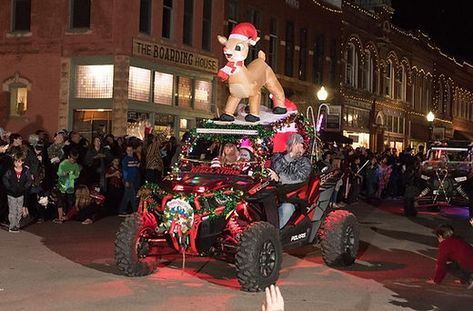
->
<box><xmin>54</xmin><ymin>149</ymin><xmax>81</xmax><ymax>223</ymax></box>
<box><xmin>118</xmin><ymin>145</ymin><xmax>140</xmax><ymax>216</ymax></box>
<box><xmin>105</xmin><ymin>157</ymin><xmax>123</xmax><ymax>215</ymax></box>
<box><xmin>2</xmin><ymin>149</ymin><xmax>32</xmax><ymax>232</ymax></box>
<box><xmin>432</xmin><ymin>224</ymin><xmax>473</xmax><ymax>288</ymax></box>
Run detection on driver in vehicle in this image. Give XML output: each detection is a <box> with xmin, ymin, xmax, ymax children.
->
<box><xmin>266</xmin><ymin>133</ymin><xmax>312</xmax><ymax>228</ymax></box>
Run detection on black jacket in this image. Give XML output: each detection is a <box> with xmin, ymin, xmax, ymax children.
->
<box><xmin>2</xmin><ymin>166</ymin><xmax>33</xmax><ymax>198</ymax></box>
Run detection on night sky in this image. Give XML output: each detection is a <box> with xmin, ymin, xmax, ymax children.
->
<box><xmin>391</xmin><ymin>0</ymin><xmax>473</xmax><ymax>63</ymax></box>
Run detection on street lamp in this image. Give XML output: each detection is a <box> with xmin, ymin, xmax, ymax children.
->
<box><xmin>426</xmin><ymin>111</ymin><xmax>435</xmax><ymax>142</ymax></box>
<box><xmin>317</xmin><ymin>86</ymin><xmax>328</xmax><ymax>101</ymax></box>
<box><xmin>316</xmin><ymin>86</ymin><xmax>330</xmax><ymax>133</ymax></box>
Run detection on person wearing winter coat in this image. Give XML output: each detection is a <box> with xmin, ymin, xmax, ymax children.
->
<box><xmin>2</xmin><ymin>149</ymin><xmax>32</xmax><ymax>232</ymax></box>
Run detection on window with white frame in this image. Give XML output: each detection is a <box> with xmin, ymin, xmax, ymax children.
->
<box><xmin>416</xmin><ymin>74</ymin><xmax>422</xmax><ymax>112</ymax></box>
<box><xmin>162</xmin><ymin>0</ymin><xmax>173</xmax><ymax>39</ymax></box>
<box><xmin>12</xmin><ymin>0</ymin><xmax>31</xmax><ymax>32</ymax></box>
<box><xmin>153</xmin><ymin>71</ymin><xmax>174</xmax><ymax>105</ymax></box>
<box><xmin>423</xmin><ymin>77</ymin><xmax>430</xmax><ymax>113</ymax></box>
<box><xmin>9</xmin><ymin>85</ymin><xmax>28</xmax><ymax>117</ymax></box>
<box><xmin>139</xmin><ymin>0</ymin><xmax>152</xmax><ymax>34</ymax></box>
<box><xmin>183</xmin><ymin>0</ymin><xmax>193</xmax><ymax>45</ymax></box>
<box><xmin>128</xmin><ymin>66</ymin><xmax>151</xmax><ymax>101</ymax></box>
<box><xmin>194</xmin><ymin>80</ymin><xmax>212</xmax><ymax>111</ymax></box>
<box><xmin>268</xmin><ymin>18</ymin><xmax>278</xmax><ymax>71</ymax></box>
<box><xmin>384</xmin><ymin>60</ymin><xmax>394</xmax><ymax>97</ymax></box>
<box><xmin>75</xmin><ymin>65</ymin><xmax>114</xmax><ymax>98</ymax></box>
<box><xmin>444</xmin><ymin>83</ymin><xmax>451</xmax><ymax>117</ymax></box>
<box><xmin>201</xmin><ymin>0</ymin><xmax>212</xmax><ymax>51</ymax></box>
<box><xmin>363</xmin><ymin>50</ymin><xmax>373</xmax><ymax>92</ymax></box>
<box><xmin>70</xmin><ymin>0</ymin><xmax>91</xmax><ymax>30</ymax></box>
<box><xmin>400</xmin><ymin>66</ymin><xmax>406</xmax><ymax>101</ymax></box>
<box><xmin>345</xmin><ymin>43</ymin><xmax>358</xmax><ymax>87</ymax></box>
<box><xmin>438</xmin><ymin>80</ymin><xmax>444</xmax><ymax>114</ymax></box>
<box><xmin>226</xmin><ymin>0</ymin><xmax>238</xmax><ymax>36</ymax></box>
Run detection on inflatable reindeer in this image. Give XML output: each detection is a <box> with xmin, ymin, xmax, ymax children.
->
<box><xmin>217</xmin><ymin>22</ymin><xmax>287</xmax><ymax>122</ymax></box>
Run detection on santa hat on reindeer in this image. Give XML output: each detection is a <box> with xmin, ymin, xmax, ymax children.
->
<box><xmin>229</xmin><ymin>23</ymin><xmax>259</xmax><ymax>46</ymax></box>
<box><xmin>217</xmin><ymin>23</ymin><xmax>259</xmax><ymax>82</ymax></box>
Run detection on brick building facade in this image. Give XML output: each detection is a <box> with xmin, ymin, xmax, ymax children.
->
<box><xmin>341</xmin><ymin>0</ymin><xmax>473</xmax><ymax>152</ymax></box>
<box><xmin>1</xmin><ymin>0</ymin><xmax>472</xmax><ymax>149</ymax></box>
<box><xmin>0</xmin><ymin>0</ymin><xmax>224</xmax><ymax>139</ymax></box>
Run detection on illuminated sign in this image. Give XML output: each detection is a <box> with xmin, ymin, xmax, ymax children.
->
<box><xmin>133</xmin><ymin>38</ymin><xmax>218</xmax><ymax>74</ymax></box>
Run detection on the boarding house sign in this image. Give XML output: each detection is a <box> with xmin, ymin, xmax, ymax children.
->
<box><xmin>133</xmin><ymin>38</ymin><xmax>218</xmax><ymax>74</ymax></box>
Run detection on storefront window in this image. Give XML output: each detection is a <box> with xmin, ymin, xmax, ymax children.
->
<box><xmin>128</xmin><ymin>66</ymin><xmax>151</xmax><ymax>101</ymax></box>
<box><xmin>154</xmin><ymin>71</ymin><xmax>174</xmax><ymax>105</ymax></box>
<box><xmin>343</xmin><ymin>107</ymin><xmax>369</xmax><ymax>130</ymax></box>
<box><xmin>155</xmin><ymin>113</ymin><xmax>175</xmax><ymax>135</ymax></box>
<box><xmin>177</xmin><ymin>76</ymin><xmax>192</xmax><ymax>108</ymax></box>
<box><xmin>76</xmin><ymin>65</ymin><xmax>114</xmax><ymax>98</ymax></box>
<box><xmin>73</xmin><ymin>109</ymin><xmax>112</xmax><ymax>141</ymax></box>
<box><xmin>194</xmin><ymin>80</ymin><xmax>212</xmax><ymax>111</ymax></box>
<box><xmin>385</xmin><ymin>115</ymin><xmax>404</xmax><ymax>134</ymax></box>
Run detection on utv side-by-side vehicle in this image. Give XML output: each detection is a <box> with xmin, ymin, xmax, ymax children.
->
<box><xmin>404</xmin><ymin>141</ymin><xmax>473</xmax><ymax>216</ymax></box>
<box><xmin>114</xmin><ymin>113</ymin><xmax>360</xmax><ymax>292</ymax></box>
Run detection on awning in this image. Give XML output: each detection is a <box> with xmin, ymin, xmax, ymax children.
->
<box><xmin>319</xmin><ymin>131</ymin><xmax>353</xmax><ymax>144</ymax></box>
<box><xmin>453</xmin><ymin>130</ymin><xmax>473</xmax><ymax>142</ymax></box>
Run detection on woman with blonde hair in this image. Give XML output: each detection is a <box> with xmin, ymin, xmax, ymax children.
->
<box><xmin>65</xmin><ymin>185</ymin><xmax>102</xmax><ymax>224</ymax></box>
<box><xmin>211</xmin><ymin>143</ymin><xmax>240</xmax><ymax>168</ymax></box>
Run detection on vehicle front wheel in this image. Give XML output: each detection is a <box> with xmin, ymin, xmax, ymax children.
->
<box><xmin>235</xmin><ymin>222</ymin><xmax>282</xmax><ymax>292</ymax></box>
<box><xmin>320</xmin><ymin>210</ymin><xmax>359</xmax><ymax>266</ymax></box>
<box><xmin>114</xmin><ymin>213</ymin><xmax>159</xmax><ymax>276</ymax></box>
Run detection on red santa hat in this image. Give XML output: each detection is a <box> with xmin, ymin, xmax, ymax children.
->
<box><xmin>229</xmin><ymin>22</ymin><xmax>258</xmax><ymax>46</ymax></box>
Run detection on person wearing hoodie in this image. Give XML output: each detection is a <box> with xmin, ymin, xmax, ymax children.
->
<box><xmin>2</xmin><ymin>149</ymin><xmax>32</xmax><ymax>232</ymax></box>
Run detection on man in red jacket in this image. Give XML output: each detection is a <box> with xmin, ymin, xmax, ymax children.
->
<box><xmin>433</xmin><ymin>224</ymin><xmax>473</xmax><ymax>288</ymax></box>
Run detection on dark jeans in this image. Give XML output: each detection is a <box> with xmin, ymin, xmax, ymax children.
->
<box><xmin>446</xmin><ymin>262</ymin><xmax>473</xmax><ymax>283</ymax></box>
<box><xmin>366</xmin><ymin>181</ymin><xmax>377</xmax><ymax>199</ymax></box>
<box><xmin>257</xmin><ymin>182</ymin><xmax>307</xmax><ymax>228</ymax></box>
<box><xmin>106</xmin><ymin>185</ymin><xmax>123</xmax><ymax>215</ymax></box>
<box><xmin>58</xmin><ymin>192</ymin><xmax>74</xmax><ymax>214</ymax></box>
<box><xmin>119</xmin><ymin>183</ymin><xmax>137</xmax><ymax>214</ymax></box>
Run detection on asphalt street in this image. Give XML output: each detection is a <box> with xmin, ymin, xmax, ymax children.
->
<box><xmin>1</xmin><ymin>200</ymin><xmax>472</xmax><ymax>311</ymax></box>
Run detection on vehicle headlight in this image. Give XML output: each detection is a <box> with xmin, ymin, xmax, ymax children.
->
<box><xmin>421</xmin><ymin>175</ymin><xmax>430</xmax><ymax>181</ymax></box>
<box><xmin>454</xmin><ymin>176</ymin><xmax>467</xmax><ymax>182</ymax></box>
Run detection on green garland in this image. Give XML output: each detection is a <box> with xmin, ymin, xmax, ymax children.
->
<box><xmin>190</xmin><ymin>113</ymin><xmax>314</xmax><ymax>145</ymax></box>
<box><xmin>139</xmin><ymin>183</ymin><xmax>242</xmax><ymax>221</ymax></box>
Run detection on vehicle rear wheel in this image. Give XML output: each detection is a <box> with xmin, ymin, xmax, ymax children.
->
<box><xmin>115</xmin><ymin>213</ymin><xmax>159</xmax><ymax>276</ymax></box>
<box><xmin>235</xmin><ymin>222</ymin><xmax>282</xmax><ymax>292</ymax></box>
<box><xmin>320</xmin><ymin>210</ymin><xmax>359</xmax><ymax>266</ymax></box>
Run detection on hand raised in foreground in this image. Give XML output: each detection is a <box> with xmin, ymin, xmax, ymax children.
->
<box><xmin>262</xmin><ymin>285</ymin><xmax>284</xmax><ymax>311</ymax></box>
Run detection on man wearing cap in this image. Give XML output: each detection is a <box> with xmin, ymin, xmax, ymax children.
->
<box><xmin>264</xmin><ymin>133</ymin><xmax>312</xmax><ymax>228</ymax></box>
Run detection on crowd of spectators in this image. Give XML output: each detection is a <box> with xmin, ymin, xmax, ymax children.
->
<box><xmin>316</xmin><ymin>142</ymin><xmax>425</xmax><ymax>209</ymax></box>
<box><xmin>0</xmin><ymin>127</ymin><xmax>180</xmax><ymax>231</ymax></box>
<box><xmin>0</xmin><ymin>124</ymin><xmax>467</xmax><ymax>231</ymax></box>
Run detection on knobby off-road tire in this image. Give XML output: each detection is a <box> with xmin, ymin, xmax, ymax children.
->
<box><xmin>235</xmin><ymin>221</ymin><xmax>282</xmax><ymax>292</ymax></box>
<box><xmin>115</xmin><ymin>213</ymin><xmax>158</xmax><ymax>276</ymax></box>
<box><xmin>320</xmin><ymin>210</ymin><xmax>359</xmax><ymax>266</ymax></box>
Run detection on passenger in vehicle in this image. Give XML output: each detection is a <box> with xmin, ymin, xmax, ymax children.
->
<box><xmin>211</xmin><ymin>143</ymin><xmax>241</xmax><ymax>168</ymax></box>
